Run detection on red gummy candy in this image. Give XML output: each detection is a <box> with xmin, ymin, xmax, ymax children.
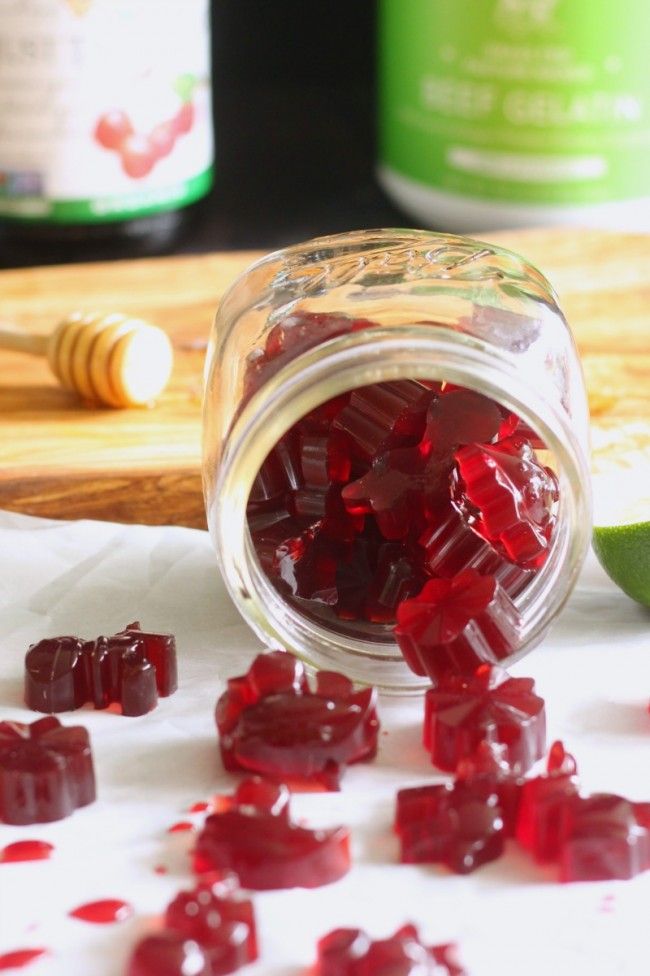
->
<box><xmin>299</xmin><ymin>431</ymin><xmax>352</xmax><ymax>487</ymax></box>
<box><xmin>559</xmin><ymin>794</ymin><xmax>650</xmax><ymax>883</ymax></box>
<box><xmin>128</xmin><ymin>875</ymin><xmax>256</xmax><ymax>976</ymax></box>
<box><xmin>128</xmin><ymin>933</ymin><xmax>211</xmax><ymax>976</ymax></box>
<box><xmin>342</xmin><ymin>446</ymin><xmax>427</xmax><ymax>540</ymax></box>
<box><xmin>194</xmin><ymin>777</ymin><xmax>351</xmax><ymax>889</ymax></box>
<box><xmin>216</xmin><ymin>651</ymin><xmax>379</xmax><ymax>789</ymax></box>
<box><xmin>423</xmin><ymin>665</ymin><xmax>546</xmax><ymax>773</ymax></box>
<box><xmin>316</xmin><ymin>924</ymin><xmax>465</xmax><ymax>976</ymax></box>
<box><xmin>419</xmin><ymin>505</ymin><xmax>534</xmax><ymax>599</ymax></box>
<box><xmin>0</xmin><ymin>717</ymin><xmax>95</xmax><ymax>825</ymax></box>
<box><xmin>456</xmin><ymin>740</ymin><xmax>524</xmax><ymax>836</ymax></box>
<box><xmin>395</xmin><ymin>780</ymin><xmax>505</xmax><ymax>873</ymax></box>
<box><xmin>422</xmin><ymin>389</ymin><xmax>502</xmax><ymax>457</ymax></box>
<box><xmin>248</xmin><ymin>432</ymin><xmax>302</xmax><ymax>513</ymax></box>
<box><xmin>253</xmin><ymin>517</ymin><xmax>339</xmax><ymax>605</ymax></box>
<box><xmin>365</xmin><ymin>542</ymin><xmax>426</xmax><ymax>624</ymax></box>
<box><xmin>516</xmin><ymin>741</ymin><xmax>579</xmax><ymax>861</ymax></box>
<box><xmin>394</xmin><ymin>571</ymin><xmax>523</xmax><ymax>681</ymax></box>
<box><xmin>453</xmin><ymin>435</ymin><xmax>558</xmax><ymax>569</ymax></box>
<box><xmin>24</xmin><ymin>622</ymin><xmax>176</xmax><ymax>716</ymax></box>
<box><xmin>334</xmin><ymin>381</ymin><xmax>435</xmax><ymax>462</ymax></box>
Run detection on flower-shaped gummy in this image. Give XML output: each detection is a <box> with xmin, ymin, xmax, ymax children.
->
<box><xmin>453</xmin><ymin>435</ymin><xmax>558</xmax><ymax>569</ymax></box>
<box><xmin>423</xmin><ymin>665</ymin><xmax>546</xmax><ymax>773</ymax></box>
<box><xmin>455</xmin><ymin>740</ymin><xmax>524</xmax><ymax>836</ymax></box>
<box><xmin>394</xmin><ymin>570</ymin><xmax>523</xmax><ymax>682</ymax></box>
<box><xmin>0</xmin><ymin>716</ymin><xmax>95</xmax><ymax>825</ymax></box>
<box><xmin>395</xmin><ymin>780</ymin><xmax>505</xmax><ymax>874</ymax></box>
<box><xmin>127</xmin><ymin>874</ymin><xmax>256</xmax><ymax>976</ymax></box>
<box><xmin>194</xmin><ymin>778</ymin><xmax>350</xmax><ymax>890</ymax></box>
<box><xmin>24</xmin><ymin>622</ymin><xmax>177</xmax><ymax>717</ymax></box>
<box><xmin>316</xmin><ymin>923</ymin><xmax>466</xmax><ymax>975</ymax></box>
<box><xmin>559</xmin><ymin>793</ymin><xmax>650</xmax><ymax>883</ymax></box>
<box><xmin>333</xmin><ymin>380</ymin><xmax>436</xmax><ymax>463</ymax></box>
<box><xmin>216</xmin><ymin>651</ymin><xmax>379</xmax><ymax>789</ymax></box>
<box><xmin>516</xmin><ymin>741</ymin><xmax>579</xmax><ymax>862</ymax></box>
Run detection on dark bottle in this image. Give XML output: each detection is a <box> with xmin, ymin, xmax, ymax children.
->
<box><xmin>0</xmin><ymin>0</ymin><xmax>214</xmax><ymax>263</ymax></box>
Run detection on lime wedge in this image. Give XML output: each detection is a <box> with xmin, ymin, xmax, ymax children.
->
<box><xmin>593</xmin><ymin>521</ymin><xmax>650</xmax><ymax>607</ymax></box>
<box><xmin>590</xmin><ymin>422</ymin><xmax>650</xmax><ymax>607</ymax></box>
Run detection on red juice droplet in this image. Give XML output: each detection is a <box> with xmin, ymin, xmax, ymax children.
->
<box><xmin>168</xmin><ymin>821</ymin><xmax>193</xmax><ymax>833</ymax></box>
<box><xmin>0</xmin><ymin>840</ymin><xmax>54</xmax><ymax>863</ymax></box>
<box><xmin>153</xmin><ymin>864</ymin><xmax>168</xmax><ymax>875</ymax></box>
<box><xmin>188</xmin><ymin>801</ymin><xmax>209</xmax><ymax>813</ymax></box>
<box><xmin>0</xmin><ymin>949</ymin><xmax>48</xmax><ymax>970</ymax></box>
<box><xmin>69</xmin><ymin>898</ymin><xmax>133</xmax><ymax>924</ymax></box>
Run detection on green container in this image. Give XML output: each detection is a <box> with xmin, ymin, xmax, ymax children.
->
<box><xmin>378</xmin><ymin>0</ymin><xmax>650</xmax><ymax>230</ymax></box>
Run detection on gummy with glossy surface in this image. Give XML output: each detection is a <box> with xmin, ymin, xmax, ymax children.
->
<box><xmin>423</xmin><ymin>665</ymin><xmax>546</xmax><ymax>773</ymax></box>
<box><xmin>24</xmin><ymin>622</ymin><xmax>177</xmax><ymax>716</ymax></box>
<box><xmin>455</xmin><ymin>741</ymin><xmax>524</xmax><ymax>836</ymax></box>
<box><xmin>216</xmin><ymin>651</ymin><xmax>379</xmax><ymax>789</ymax></box>
<box><xmin>395</xmin><ymin>572</ymin><xmax>523</xmax><ymax>681</ymax></box>
<box><xmin>559</xmin><ymin>793</ymin><xmax>650</xmax><ymax>883</ymax></box>
<box><xmin>419</xmin><ymin>505</ymin><xmax>533</xmax><ymax>598</ymax></box>
<box><xmin>453</xmin><ymin>435</ymin><xmax>558</xmax><ymax>569</ymax></box>
<box><xmin>422</xmin><ymin>389</ymin><xmax>503</xmax><ymax>457</ymax></box>
<box><xmin>0</xmin><ymin>717</ymin><xmax>95</xmax><ymax>825</ymax></box>
<box><xmin>516</xmin><ymin>741</ymin><xmax>579</xmax><ymax>861</ymax></box>
<box><xmin>334</xmin><ymin>381</ymin><xmax>435</xmax><ymax>462</ymax></box>
<box><xmin>194</xmin><ymin>776</ymin><xmax>350</xmax><ymax>889</ymax></box>
<box><xmin>395</xmin><ymin>781</ymin><xmax>505</xmax><ymax>873</ymax></box>
<box><xmin>316</xmin><ymin>923</ymin><xmax>466</xmax><ymax>975</ymax></box>
<box><xmin>128</xmin><ymin>874</ymin><xmax>256</xmax><ymax>976</ymax></box>
<box><xmin>127</xmin><ymin>933</ymin><xmax>210</xmax><ymax>976</ymax></box>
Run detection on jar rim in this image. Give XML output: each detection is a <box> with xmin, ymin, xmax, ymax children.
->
<box><xmin>208</xmin><ymin>323</ymin><xmax>592</xmax><ymax>693</ymax></box>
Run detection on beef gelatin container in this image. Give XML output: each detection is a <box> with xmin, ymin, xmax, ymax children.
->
<box><xmin>202</xmin><ymin>230</ymin><xmax>591</xmax><ymax>692</ymax></box>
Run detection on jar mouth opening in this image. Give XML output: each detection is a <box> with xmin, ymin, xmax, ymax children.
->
<box><xmin>210</xmin><ymin>324</ymin><xmax>592</xmax><ymax>692</ymax></box>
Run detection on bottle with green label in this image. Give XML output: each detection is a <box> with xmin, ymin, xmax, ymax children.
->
<box><xmin>378</xmin><ymin>0</ymin><xmax>650</xmax><ymax>231</ymax></box>
<box><xmin>0</xmin><ymin>0</ymin><xmax>214</xmax><ymax>257</ymax></box>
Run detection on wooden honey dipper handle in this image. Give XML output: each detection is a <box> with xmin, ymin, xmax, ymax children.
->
<box><xmin>0</xmin><ymin>312</ymin><xmax>173</xmax><ymax>408</ymax></box>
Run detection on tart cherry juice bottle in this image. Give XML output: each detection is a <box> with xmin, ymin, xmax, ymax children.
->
<box><xmin>0</xmin><ymin>0</ymin><xmax>214</xmax><ymax>260</ymax></box>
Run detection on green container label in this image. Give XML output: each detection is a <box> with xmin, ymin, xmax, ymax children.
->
<box><xmin>379</xmin><ymin>0</ymin><xmax>650</xmax><ymax>204</ymax></box>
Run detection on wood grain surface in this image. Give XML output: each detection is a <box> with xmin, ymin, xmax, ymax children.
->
<box><xmin>0</xmin><ymin>229</ymin><xmax>648</xmax><ymax>528</ymax></box>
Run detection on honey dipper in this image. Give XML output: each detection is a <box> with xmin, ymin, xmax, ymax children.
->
<box><xmin>0</xmin><ymin>311</ymin><xmax>174</xmax><ymax>407</ymax></box>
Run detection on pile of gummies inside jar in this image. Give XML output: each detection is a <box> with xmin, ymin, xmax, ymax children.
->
<box><xmin>245</xmin><ymin>311</ymin><xmax>559</xmax><ymax>681</ymax></box>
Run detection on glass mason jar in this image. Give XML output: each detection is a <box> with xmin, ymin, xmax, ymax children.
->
<box><xmin>203</xmin><ymin>229</ymin><xmax>591</xmax><ymax>692</ymax></box>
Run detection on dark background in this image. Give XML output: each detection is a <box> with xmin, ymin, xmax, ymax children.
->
<box><xmin>0</xmin><ymin>0</ymin><xmax>407</xmax><ymax>267</ymax></box>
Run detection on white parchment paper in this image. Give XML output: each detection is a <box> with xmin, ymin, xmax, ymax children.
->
<box><xmin>0</xmin><ymin>510</ymin><xmax>648</xmax><ymax>975</ymax></box>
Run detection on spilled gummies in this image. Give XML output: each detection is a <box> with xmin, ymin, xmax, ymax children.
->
<box><xmin>398</xmin><ymin>737</ymin><xmax>650</xmax><ymax>882</ymax></box>
<box><xmin>423</xmin><ymin>665</ymin><xmax>546</xmax><ymax>773</ymax></box>
<box><xmin>0</xmin><ymin>717</ymin><xmax>95</xmax><ymax>825</ymax></box>
<box><xmin>24</xmin><ymin>622</ymin><xmax>177</xmax><ymax>717</ymax></box>
<box><xmin>127</xmin><ymin>872</ymin><xmax>257</xmax><ymax>976</ymax></box>
<box><xmin>395</xmin><ymin>776</ymin><xmax>505</xmax><ymax>874</ymax></box>
<box><xmin>194</xmin><ymin>777</ymin><xmax>350</xmax><ymax>890</ymax></box>
<box><xmin>243</xmin><ymin>310</ymin><xmax>559</xmax><ymax>674</ymax></box>
<box><xmin>216</xmin><ymin>650</ymin><xmax>379</xmax><ymax>789</ymax></box>
<box><xmin>315</xmin><ymin>923</ymin><xmax>466</xmax><ymax>975</ymax></box>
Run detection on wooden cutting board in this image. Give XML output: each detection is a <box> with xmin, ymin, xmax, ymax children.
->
<box><xmin>1</xmin><ymin>229</ymin><xmax>648</xmax><ymax>528</ymax></box>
